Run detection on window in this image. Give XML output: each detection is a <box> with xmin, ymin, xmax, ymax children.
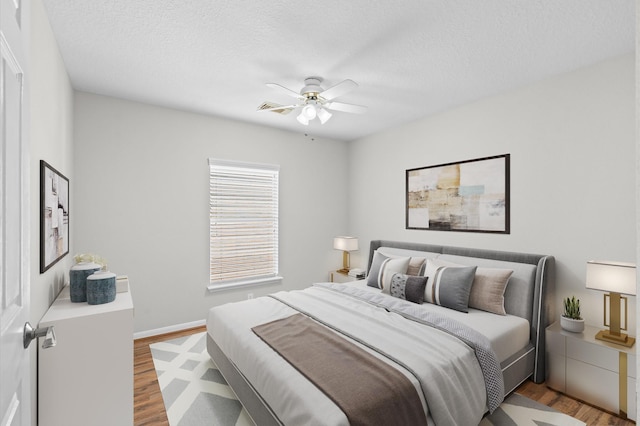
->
<box><xmin>208</xmin><ymin>158</ymin><xmax>281</xmax><ymax>291</ymax></box>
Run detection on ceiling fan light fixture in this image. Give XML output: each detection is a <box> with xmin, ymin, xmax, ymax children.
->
<box><xmin>318</xmin><ymin>107</ymin><xmax>332</xmax><ymax>124</ymax></box>
<box><xmin>302</xmin><ymin>103</ymin><xmax>317</xmax><ymax>120</ymax></box>
<box><xmin>263</xmin><ymin>77</ymin><xmax>366</xmax><ymax>127</ymax></box>
<box><xmin>296</xmin><ymin>112</ymin><xmax>309</xmax><ymax>125</ymax></box>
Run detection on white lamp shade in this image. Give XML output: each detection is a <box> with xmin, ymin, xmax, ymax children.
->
<box><xmin>586</xmin><ymin>260</ymin><xmax>636</xmax><ymax>295</ymax></box>
<box><xmin>302</xmin><ymin>104</ymin><xmax>317</xmax><ymax>120</ymax></box>
<box><xmin>333</xmin><ymin>236</ymin><xmax>358</xmax><ymax>252</ymax></box>
<box><xmin>317</xmin><ymin>107</ymin><xmax>332</xmax><ymax>124</ymax></box>
<box><xmin>296</xmin><ymin>112</ymin><xmax>309</xmax><ymax>125</ymax></box>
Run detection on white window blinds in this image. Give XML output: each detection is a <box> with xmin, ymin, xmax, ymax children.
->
<box><xmin>208</xmin><ymin>159</ymin><xmax>280</xmax><ymax>287</ymax></box>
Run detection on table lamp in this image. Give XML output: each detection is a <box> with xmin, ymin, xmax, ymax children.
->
<box><xmin>333</xmin><ymin>236</ymin><xmax>358</xmax><ymax>273</ymax></box>
<box><xmin>586</xmin><ymin>260</ymin><xmax>636</xmax><ymax>347</ymax></box>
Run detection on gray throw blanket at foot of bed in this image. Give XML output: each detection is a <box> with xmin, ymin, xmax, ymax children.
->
<box><xmin>252</xmin><ymin>313</ymin><xmax>428</xmax><ymax>426</ymax></box>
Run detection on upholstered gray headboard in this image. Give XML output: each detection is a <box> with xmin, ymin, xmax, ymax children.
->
<box><xmin>367</xmin><ymin>240</ymin><xmax>555</xmax><ymax>385</ymax></box>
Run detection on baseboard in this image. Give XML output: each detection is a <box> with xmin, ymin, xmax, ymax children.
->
<box><xmin>134</xmin><ymin>319</ymin><xmax>206</xmax><ymax>339</ymax></box>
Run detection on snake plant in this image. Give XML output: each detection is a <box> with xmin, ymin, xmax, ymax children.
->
<box><xmin>562</xmin><ymin>296</ymin><xmax>582</xmax><ymax>320</ymax></box>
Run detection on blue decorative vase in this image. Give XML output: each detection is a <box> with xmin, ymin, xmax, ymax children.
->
<box><xmin>86</xmin><ymin>271</ymin><xmax>117</xmax><ymax>305</ymax></box>
<box><xmin>70</xmin><ymin>262</ymin><xmax>102</xmax><ymax>302</ymax></box>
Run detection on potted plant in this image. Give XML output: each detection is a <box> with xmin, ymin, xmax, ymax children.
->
<box><xmin>560</xmin><ymin>296</ymin><xmax>585</xmax><ymax>333</ymax></box>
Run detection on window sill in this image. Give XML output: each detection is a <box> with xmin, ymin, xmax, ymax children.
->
<box><xmin>207</xmin><ymin>276</ymin><xmax>283</xmax><ymax>293</ymax></box>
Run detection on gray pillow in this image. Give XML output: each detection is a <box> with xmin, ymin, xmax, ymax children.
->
<box><xmin>366</xmin><ymin>251</ymin><xmax>410</xmax><ymax>289</ymax></box>
<box><xmin>424</xmin><ymin>258</ymin><xmax>513</xmax><ymax>315</ymax></box>
<box><xmin>424</xmin><ymin>260</ymin><xmax>476</xmax><ymax>312</ymax></box>
<box><xmin>366</xmin><ymin>251</ymin><xmax>388</xmax><ymax>288</ymax></box>
<box><xmin>386</xmin><ymin>273</ymin><xmax>427</xmax><ymax>304</ymax></box>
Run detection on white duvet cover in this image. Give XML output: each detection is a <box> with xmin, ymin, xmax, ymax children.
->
<box><xmin>346</xmin><ymin>280</ymin><xmax>530</xmax><ymax>363</ymax></box>
<box><xmin>207</xmin><ymin>283</ymin><xmax>517</xmax><ymax>426</ymax></box>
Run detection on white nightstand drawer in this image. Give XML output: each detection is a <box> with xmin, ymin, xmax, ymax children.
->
<box><xmin>567</xmin><ymin>337</ymin><xmax>619</xmax><ymax>372</ymax></box>
<box><xmin>567</xmin><ymin>358</ymin><xmax>618</xmax><ymax>413</ymax></box>
<box><xmin>546</xmin><ymin>322</ymin><xmax>636</xmax><ymax>420</ymax></box>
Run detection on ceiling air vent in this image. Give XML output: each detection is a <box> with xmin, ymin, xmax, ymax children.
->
<box><xmin>257</xmin><ymin>102</ymin><xmax>292</xmax><ymax>115</ymax></box>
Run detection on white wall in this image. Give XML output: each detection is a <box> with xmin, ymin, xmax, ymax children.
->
<box><xmin>73</xmin><ymin>93</ymin><xmax>349</xmax><ymax>333</ymax></box>
<box><xmin>348</xmin><ymin>54</ymin><xmax>636</xmax><ymax>333</ymax></box>
<box><xmin>29</xmin><ymin>0</ymin><xmax>75</xmax><ymax>423</ymax></box>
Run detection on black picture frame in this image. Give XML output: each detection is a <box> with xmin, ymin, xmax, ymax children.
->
<box><xmin>40</xmin><ymin>160</ymin><xmax>69</xmax><ymax>273</ymax></box>
<box><xmin>406</xmin><ymin>154</ymin><xmax>510</xmax><ymax>234</ymax></box>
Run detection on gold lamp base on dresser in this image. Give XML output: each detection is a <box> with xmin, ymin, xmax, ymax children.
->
<box><xmin>595</xmin><ymin>329</ymin><xmax>635</xmax><ymax>348</ymax></box>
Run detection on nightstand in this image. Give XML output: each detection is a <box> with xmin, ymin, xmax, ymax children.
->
<box><xmin>546</xmin><ymin>321</ymin><xmax>636</xmax><ymax>420</ymax></box>
<box><xmin>328</xmin><ymin>270</ymin><xmax>364</xmax><ymax>283</ymax></box>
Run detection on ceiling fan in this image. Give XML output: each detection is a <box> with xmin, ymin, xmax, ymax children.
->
<box><xmin>257</xmin><ymin>77</ymin><xmax>367</xmax><ymax>125</ymax></box>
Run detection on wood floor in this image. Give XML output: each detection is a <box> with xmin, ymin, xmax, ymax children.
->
<box><xmin>134</xmin><ymin>326</ymin><xmax>206</xmax><ymax>426</ymax></box>
<box><xmin>134</xmin><ymin>326</ymin><xmax>635</xmax><ymax>426</ymax></box>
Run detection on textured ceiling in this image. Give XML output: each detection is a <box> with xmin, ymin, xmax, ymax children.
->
<box><xmin>41</xmin><ymin>0</ymin><xmax>635</xmax><ymax>141</ymax></box>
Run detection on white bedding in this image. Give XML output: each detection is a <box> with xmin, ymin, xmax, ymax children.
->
<box><xmin>210</xmin><ymin>289</ymin><xmax>432</xmax><ymax>426</ymax></box>
<box><xmin>207</xmin><ymin>283</ymin><xmax>526</xmax><ymax>425</ymax></box>
<box><xmin>346</xmin><ymin>280</ymin><xmax>530</xmax><ymax>363</ymax></box>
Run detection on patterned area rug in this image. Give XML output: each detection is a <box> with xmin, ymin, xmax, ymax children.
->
<box><xmin>150</xmin><ymin>332</ymin><xmax>253</xmax><ymax>425</ymax></box>
<box><xmin>481</xmin><ymin>393</ymin><xmax>585</xmax><ymax>425</ymax></box>
<box><xmin>151</xmin><ymin>332</ymin><xmax>585</xmax><ymax>426</ymax></box>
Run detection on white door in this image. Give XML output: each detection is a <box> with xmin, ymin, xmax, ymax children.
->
<box><xmin>0</xmin><ymin>0</ymin><xmax>31</xmax><ymax>425</ymax></box>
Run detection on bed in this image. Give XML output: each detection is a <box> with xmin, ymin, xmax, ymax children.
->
<box><xmin>206</xmin><ymin>240</ymin><xmax>555</xmax><ymax>425</ymax></box>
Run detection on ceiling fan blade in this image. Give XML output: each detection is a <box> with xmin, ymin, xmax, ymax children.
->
<box><xmin>266</xmin><ymin>83</ymin><xmax>303</xmax><ymax>99</ymax></box>
<box><xmin>325</xmin><ymin>101</ymin><xmax>367</xmax><ymax>114</ymax></box>
<box><xmin>257</xmin><ymin>103</ymin><xmax>300</xmax><ymax>112</ymax></box>
<box><xmin>320</xmin><ymin>79</ymin><xmax>358</xmax><ymax>100</ymax></box>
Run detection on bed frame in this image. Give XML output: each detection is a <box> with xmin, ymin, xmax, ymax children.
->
<box><xmin>207</xmin><ymin>239</ymin><xmax>555</xmax><ymax>425</ymax></box>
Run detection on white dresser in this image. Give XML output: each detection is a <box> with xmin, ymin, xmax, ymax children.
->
<box><xmin>38</xmin><ymin>283</ymin><xmax>134</xmax><ymax>426</ymax></box>
<box><xmin>546</xmin><ymin>321</ymin><xmax>636</xmax><ymax>421</ymax></box>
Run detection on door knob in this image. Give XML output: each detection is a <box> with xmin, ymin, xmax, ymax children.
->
<box><xmin>23</xmin><ymin>322</ymin><xmax>57</xmax><ymax>349</ymax></box>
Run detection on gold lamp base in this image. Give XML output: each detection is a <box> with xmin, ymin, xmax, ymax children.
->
<box><xmin>595</xmin><ymin>292</ymin><xmax>636</xmax><ymax>347</ymax></box>
<box><xmin>595</xmin><ymin>330</ymin><xmax>636</xmax><ymax>348</ymax></box>
<box><xmin>336</xmin><ymin>251</ymin><xmax>350</xmax><ymax>274</ymax></box>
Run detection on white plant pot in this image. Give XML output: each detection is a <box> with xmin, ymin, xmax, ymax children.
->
<box><xmin>561</xmin><ymin>316</ymin><xmax>585</xmax><ymax>333</ymax></box>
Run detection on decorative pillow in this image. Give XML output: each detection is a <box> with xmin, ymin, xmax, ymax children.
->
<box><xmin>378</xmin><ymin>253</ymin><xmax>426</xmax><ymax>276</ymax></box>
<box><xmin>366</xmin><ymin>250</ymin><xmax>387</xmax><ymax>288</ymax></box>
<box><xmin>468</xmin><ymin>268</ymin><xmax>513</xmax><ymax>315</ymax></box>
<box><xmin>424</xmin><ymin>258</ymin><xmax>513</xmax><ymax>315</ymax></box>
<box><xmin>423</xmin><ymin>259</ymin><xmax>476</xmax><ymax>312</ymax></box>
<box><xmin>366</xmin><ymin>251</ymin><xmax>410</xmax><ymax>289</ymax></box>
<box><xmin>406</xmin><ymin>257</ymin><xmax>427</xmax><ymax>276</ymax></box>
<box><xmin>383</xmin><ymin>273</ymin><xmax>427</xmax><ymax>304</ymax></box>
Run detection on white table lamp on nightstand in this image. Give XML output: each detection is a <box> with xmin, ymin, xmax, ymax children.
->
<box><xmin>333</xmin><ymin>236</ymin><xmax>358</xmax><ymax>274</ymax></box>
<box><xmin>586</xmin><ymin>260</ymin><xmax>636</xmax><ymax>347</ymax></box>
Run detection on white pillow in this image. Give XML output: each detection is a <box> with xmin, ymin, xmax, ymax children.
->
<box><xmin>379</xmin><ymin>257</ymin><xmax>411</xmax><ymax>290</ymax></box>
<box><xmin>377</xmin><ymin>251</ymin><xmax>426</xmax><ymax>276</ymax></box>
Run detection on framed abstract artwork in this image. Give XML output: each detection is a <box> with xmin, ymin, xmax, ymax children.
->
<box><xmin>406</xmin><ymin>154</ymin><xmax>510</xmax><ymax>234</ymax></box>
<box><xmin>40</xmin><ymin>160</ymin><xmax>69</xmax><ymax>273</ymax></box>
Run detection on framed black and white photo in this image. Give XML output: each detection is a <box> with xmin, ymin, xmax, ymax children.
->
<box><xmin>40</xmin><ymin>160</ymin><xmax>69</xmax><ymax>273</ymax></box>
<box><xmin>406</xmin><ymin>154</ymin><xmax>510</xmax><ymax>234</ymax></box>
